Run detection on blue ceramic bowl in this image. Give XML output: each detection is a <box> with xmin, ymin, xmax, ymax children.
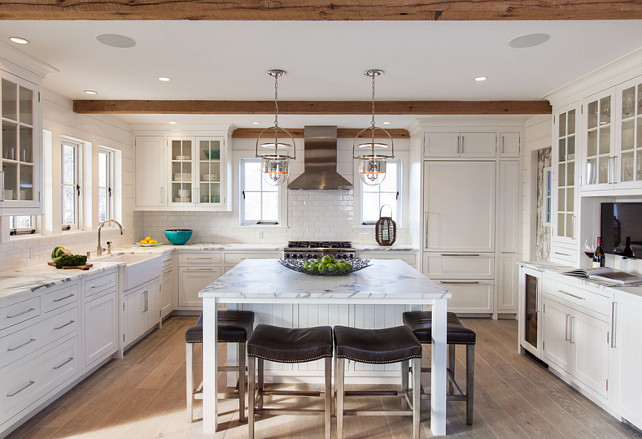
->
<box><xmin>164</xmin><ymin>229</ymin><xmax>193</xmax><ymax>245</ymax></box>
<box><xmin>203</xmin><ymin>149</ymin><xmax>220</xmax><ymax>159</ymax></box>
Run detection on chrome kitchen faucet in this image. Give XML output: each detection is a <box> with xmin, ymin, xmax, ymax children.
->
<box><xmin>97</xmin><ymin>219</ymin><xmax>124</xmax><ymax>256</ymax></box>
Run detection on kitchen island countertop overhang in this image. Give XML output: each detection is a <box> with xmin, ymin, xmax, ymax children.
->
<box><xmin>199</xmin><ymin>258</ymin><xmax>451</xmax><ymax>436</ymax></box>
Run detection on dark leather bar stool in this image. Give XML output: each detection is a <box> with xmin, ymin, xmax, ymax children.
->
<box><xmin>402</xmin><ymin>311</ymin><xmax>476</xmax><ymax>425</ymax></box>
<box><xmin>185</xmin><ymin>310</ymin><xmax>255</xmax><ymax>423</ymax></box>
<box><xmin>247</xmin><ymin>324</ymin><xmax>333</xmax><ymax>439</ymax></box>
<box><xmin>333</xmin><ymin>325</ymin><xmax>422</xmax><ymax>439</ymax></box>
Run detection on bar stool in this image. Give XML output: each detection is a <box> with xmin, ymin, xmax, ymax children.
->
<box><xmin>247</xmin><ymin>324</ymin><xmax>333</xmax><ymax>439</ymax></box>
<box><xmin>185</xmin><ymin>310</ymin><xmax>255</xmax><ymax>423</ymax></box>
<box><xmin>333</xmin><ymin>325</ymin><xmax>422</xmax><ymax>439</ymax></box>
<box><xmin>402</xmin><ymin>311</ymin><xmax>476</xmax><ymax>425</ymax></box>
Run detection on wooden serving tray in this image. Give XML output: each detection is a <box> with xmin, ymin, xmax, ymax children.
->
<box><xmin>48</xmin><ymin>261</ymin><xmax>93</xmax><ymax>270</ymax></box>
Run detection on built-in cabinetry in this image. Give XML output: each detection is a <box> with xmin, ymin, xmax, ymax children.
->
<box><xmin>159</xmin><ymin>254</ymin><xmax>175</xmax><ymax>322</ymax></box>
<box><xmin>178</xmin><ymin>252</ymin><xmax>221</xmax><ymax>309</ymax></box>
<box><xmin>518</xmin><ymin>264</ymin><xmax>642</xmax><ymax>430</ymax></box>
<box><xmin>82</xmin><ymin>271</ymin><xmax>118</xmax><ymax>370</ymax></box>
<box><xmin>122</xmin><ymin>279</ymin><xmax>160</xmax><ymax>349</ymax></box>
<box><xmin>134</xmin><ymin>134</ymin><xmax>231</xmax><ymax>211</ymax></box>
<box><xmin>357</xmin><ymin>250</ymin><xmax>417</xmax><ymax>269</ymax></box>
<box><xmin>0</xmin><ymin>62</ymin><xmax>43</xmax><ymax>214</ymax></box>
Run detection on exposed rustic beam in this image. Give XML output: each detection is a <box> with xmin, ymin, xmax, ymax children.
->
<box><xmin>1</xmin><ymin>0</ymin><xmax>640</xmax><ymax>20</ymax></box>
<box><xmin>232</xmin><ymin>128</ymin><xmax>410</xmax><ymax>138</ymax></box>
<box><xmin>73</xmin><ymin>100</ymin><xmax>552</xmax><ymax>115</ymax></box>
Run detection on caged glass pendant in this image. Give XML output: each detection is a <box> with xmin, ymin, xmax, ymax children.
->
<box><xmin>353</xmin><ymin>69</ymin><xmax>394</xmax><ymax>186</ymax></box>
<box><xmin>256</xmin><ymin>69</ymin><xmax>296</xmax><ymax>186</ymax></box>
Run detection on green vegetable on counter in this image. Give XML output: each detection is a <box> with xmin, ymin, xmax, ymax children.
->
<box><xmin>51</xmin><ymin>245</ymin><xmax>72</xmax><ymax>262</ymax></box>
<box><xmin>55</xmin><ymin>254</ymin><xmax>88</xmax><ymax>269</ymax></box>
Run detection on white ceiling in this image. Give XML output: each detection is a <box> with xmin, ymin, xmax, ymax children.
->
<box><xmin>1</xmin><ymin>20</ymin><xmax>642</xmax><ymax>128</ymax></box>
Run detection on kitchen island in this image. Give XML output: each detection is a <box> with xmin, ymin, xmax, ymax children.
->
<box><xmin>199</xmin><ymin>258</ymin><xmax>451</xmax><ymax>436</ymax></box>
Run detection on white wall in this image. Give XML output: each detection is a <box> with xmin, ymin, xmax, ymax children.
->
<box><xmin>0</xmin><ymin>89</ymin><xmax>135</xmax><ymax>270</ymax></box>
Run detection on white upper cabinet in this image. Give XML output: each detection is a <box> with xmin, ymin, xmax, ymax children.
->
<box><xmin>615</xmin><ymin>76</ymin><xmax>642</xmax><ymax>189</ymax></box>
<box><xmin>499</xmin><ymin>132</ymin><xmax>521</xmax><ymax>157</ymax></box>
<box><xmin>553</xmin><ymin>105</ymin><xmax>579</xmax><ymax>244</ymax></box>
<box><xmin>582</xmin><ymin>89</ymin><xmax>616</xmax><ymax>191</ymax></box>
<box><xmin>0</xmin><ymin>69</ymin><xmax>42</xmax><ymax>214</ymax></box>
<box><xmin>424</xmin><ymin>132</ymin><xmax>496</xmax><ymax>158</ymax></box>
<box><xmin>135</xmin><ymin>136</ymin><xmax>166</xmax><ymax>208</ymax></box>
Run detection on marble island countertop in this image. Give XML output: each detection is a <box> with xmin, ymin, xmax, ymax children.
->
<box><xmin>200</xmin><ymin>258</ymin><xmax>448</xmax><ymax>303</ymax></box>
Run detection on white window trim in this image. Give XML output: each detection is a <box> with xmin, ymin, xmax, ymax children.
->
<box><xmin>98</xmin><ymin>147</ymin><xmax>115</xmax><ymax>223</ymax></box>
<box><xmin>237</xmin><ymin>153</ymin><xmax>287</xmax><ymax>227</ymax></box>
<box><xmin>354</xmin><ymin>153</ymin><xmax>407</xmax><ymax>229</ymax></box>
<box><xmin>61</xmin><ymin>139</ymin><xmax>82</xmax><ymax>230</ymax></box>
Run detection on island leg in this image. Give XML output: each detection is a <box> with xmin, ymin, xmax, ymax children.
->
<box><xmin>202</xmin><ymin>298</ymin><xmax>219</xmax><ymax>434</ymax></box>
<box><xmin>430</xmin><ymin>297</ymin><xmax>447</xmax><ymax>436</ymax></box>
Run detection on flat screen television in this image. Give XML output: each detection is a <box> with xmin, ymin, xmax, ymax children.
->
<box><xmin>601</xmin><ymin>202</ymin><xmax>642</xmax><ymax>258</ymax></box>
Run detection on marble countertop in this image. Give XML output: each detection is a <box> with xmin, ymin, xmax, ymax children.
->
<box><xmin>200</xmin><ymin>259</ymin><xmax>449</xmax><ymax>303</ymax></box>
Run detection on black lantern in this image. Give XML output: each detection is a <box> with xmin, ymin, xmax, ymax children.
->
<box><xmin>375</xmin><ymin>205</ymin><xmax>396</xmax><ymax>246</ymax></box>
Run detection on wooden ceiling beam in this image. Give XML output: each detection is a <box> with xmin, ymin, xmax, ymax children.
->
<box><xmin>232</xmin><ymin>128</ymin><xmax>410</xmax><ymax>138</ymax></box>
<box><xmin>1</xmin><ymin>1</ymin><xmax>640</xmax><ymax>20</ymax></box>
<box><xmin>73</xmin><ymin>100</ymin><xmax>552</xmax><ymax>115</ymax></box>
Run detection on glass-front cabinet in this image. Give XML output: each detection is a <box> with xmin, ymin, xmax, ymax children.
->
<box><xmin>1</xmin><ymin>71</ymin><xmax>41</xmax><ymax>213</ymax></box>
<box><xmin>553</xmin><ymin>106</ymin><xmax>578</xmax><ymax>241</ymax></box>
<box><xmin>582</xmin><ymin>89</ymin><xmax>616</xmax><ymax>190</ymax></box>
<box><xmin>168</xmin><ymin>136</ymin><xmax>224</xmax><ymax>207</ymax></box>
<box><xmin>617</xmin><ymin>78</ymin><xmax>642</xmax><ymax>187</ymax></box>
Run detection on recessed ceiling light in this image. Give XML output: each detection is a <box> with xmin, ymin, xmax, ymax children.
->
<box><xmin>508</xmin><ymin>33</ymin><xmax>550</xmax><ymax>49</ymax></box>
<box><xmin>96</xmin><ymin>34</ymin><xmax>136</xmax><ymax>48</ymax></box>
<box><xmin>158</xmin><ymin>77</ymin><xmax>171</xmax><ymax>82</ymax></box>
<box><xmin>252</xmin><ymin>122</ymin><xmax>260</xmax><ymax>125</ymax></box>
<box><xmin>474</xmin><ymin>76</ymin><xmax>488</xmax><ymax>82</ymax></box>
<box><xmin>383</xmin><ymin>121</ymin><xmax>391</xmax><ymax>125</ymax></box>
<box><xmin>84</xmin><ymin>89</ymin><xmax>98</xmax><ymax>95</ymax></box>
<box><xmin>9</xmin><ymin>37</ymin><xmax>29</xmax><ymax>45</ymax></box>
<box><xmin>169</xmin><ymin>121</ymin><xmax>177</xmax><ymax>125</ymax></box>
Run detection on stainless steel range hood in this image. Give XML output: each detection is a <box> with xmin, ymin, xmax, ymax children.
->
<box><xmin>287</xmin><ymin>126</ymin><xmax>353</xmax><ymax>190</ymax></box>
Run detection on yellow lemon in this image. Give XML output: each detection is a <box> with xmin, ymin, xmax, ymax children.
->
<box><xmin>139</xmin><ymin>239</ymin><xmax>146</xmax><ymax>244</ymax></box>
<box><xmin>145</xmin><ymin>236</ymin><xmax>151</xmax><ymax>241</ymax></box>
<box><xmin>150</xmin><ymin>240</ymin><xmax>157</xmax><ymax>244</ymax></box>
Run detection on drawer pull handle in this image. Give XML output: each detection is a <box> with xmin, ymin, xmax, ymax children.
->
<box><xmin>439</xmin><ymin>281</ymin><xmax>480</xmax><ymax>285</ymax></box>
<box><xmin>554</xmin><ymin>251</ymin><xmax>571</xmax><ymax>257</ymax></box>
<box><xmin>53</xmin><ymin>294</ymin><xmax>75</xmax><ymax>303</ymax></box>
<box><xmin>185</xmin><ymin>268</ymin><xmax>214</xmax><ymax>272</ymax></box>
<box><xmin>440</xmin><ymin>253</ymin><xmax>481</xmax><ymax>257</ymax></box>
<box><xmin>7</xmin><ymin>307</ymin><xmax>36</xmax><ymax>319</ymax></box>
<box><xmin>91</xmin><ymin>282</ymin><xmax>112</xmax><ymax>289</ymax></box>
<box><xmin>7</xmin><ymin>381</ymin><xmax>35</xmax><ymax>397</ymax></box>
<box><xmin>53</xmin><ymin>357</ymin><xmax>74</xmax><ymax>370</ymax></box>
<box><xmin>7</xmin><ymin>338</ymin><xmax>36</xmax><ymax>352</ymax></box>
<box><xmin>186</xmin><ymin>257</ymin><xmax>212</xmax><ymax>260</ymax></box>
<box><xmin>558</xmin><ymin>289</ymin><xmax>585</xmax><ymax>300</ymax></box>
<box><xmin>54</xmin><ymin>320</ymin><xmax>75</xmax><ymax>330</ymax></box>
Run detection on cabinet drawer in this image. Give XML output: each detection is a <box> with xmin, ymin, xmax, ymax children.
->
<box><xmin>0</xmin><ymin>297</ymin><xmax>40</xmax><ymax>332</ymax></box>
<box><xmin>437</xmin><ymin>280</ymin><xmax>494</xmax><ymax>314</ymax></box>
<box><xmin>43</xmin><ymin>283</ymin><xmax>79</xmax><ymax>313</ymax></box>
<box><xmin>179</xmin><ymin>252</ymin><xmax>221</xmax><ymax>266</ymax></box>
<box><xmin>424</xmin><ymin>253</ymin><xmax>495</xmax><ymax>278</ymax></box>
<box><xmin>0</xmin><ymin>336</ymin><xmax>78</xmax><ymax>425</ymax></box>
<box><xmin>0</xmin><ymin>307</ymin><xmax>78</xmax><ymax>368</ymax></box>
<box><xmin>83</xmin><ymin>272</ymin><xmax>117</xmax><ymax>299</ymax></box>
<box><xmin>359</xmin><ymin>252</ymin><xmax>417</xmax><ymax>267</ymax></box>
<box><xmin>543</xmin><ymin>277</ymin><xmax>611</xmax><ymax>317</ymax></box>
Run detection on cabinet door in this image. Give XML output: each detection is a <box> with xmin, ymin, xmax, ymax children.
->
<box><xmin>498</xmin><ymin>161</ymin><xmax>519</xmax><ymax>252</ymax></box>
<box><xmin>168</xmin><ymin>138</ymin><xmax>194</xmax><ymax>206</ymax></box>
<box><xmin>423</xmin><ymin>132</ymin><xmax>460</xmax><ymax>157</ymax></box>
<box><xmin>160</xmin><ymin>267</ymin><xmax>174</xmax><ymax>319</ymax></box>
<box><xmin>134</xmin><ymin>286</ymin><xmax>154</xmax><ymax>339</ymax></box>
<box><xmin>615</xmin><ymin>294</ymin><xmax>642</xmax><ymax>429</ymax></box>
<box><xmin>83</xmin><ymin>291</ymin><xmax>118</xmax><ymax>370</ymax></box>
<box><xmin>1</xmin><ymin>72</ymin><xmax>41</xmax><ymax>212</ymax></box>
<box><xmin>437</xmin><ymin>280</ymin><xmax>494</xmax><ymax>314</ymax></box>
<box><xmin>553</xmin><ymin>106</ymin><xmax>578</xmax><ymax>242</ymax></box>
<box><xmin>424</xmin><ymin>161</ymin><xmax>495</xmax><ymax>252</ymax></box>
<box><xmin>583</xmin><ymin>90</ymin><xmax>616</xmax><ymax>190</ymax></box>
<box><xmin>617</xmin><ymin>78</ymin><xmax>642</xmax><ymax>187</ymax></box>
<box><xmin>122</xmin><ymin>293</ymin><xmax>136</xmax><ymax>348</ymax></box>
<box><xmin>572</xmin><ymin>309</ymin><xmax>609</xmax><ymax>398</ymax></box>
<box><xmin>499</xmin><ymin>132</ymin><xmax>520</xmax><ymax>157</ymax></box>
<box><xmin>460</xmin><ymin>132</ymin><xmax>496</xmax><ymax>157</ymax></box>
<box><xmin>542</xmin><ymin>296</ymin><xmax>572</xmax><ymax>372</ymax></box>
<box><xmin>135</xmin><ymin>136</ymin><xmax>165</xmax><ymax>208</ymax></box>
<box><xmin>179</xmin><ymin>266</ymin><xmax>221</xmax><ymax>308</ymax></box>
<box><xmin>497</xmin><ymin>253</ymin><xmax>518</xmax><ymax>312</ymax></box>
<box><xmin>196</xmin><ymin>137</ymin><xmax>224</xmax><ymax>206</ymax></box>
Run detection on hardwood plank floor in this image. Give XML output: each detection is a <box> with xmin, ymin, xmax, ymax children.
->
<box><xmin>6</xmin><ymin>316</ymin><xmax>642</xmax><ymax>439</ymax></box>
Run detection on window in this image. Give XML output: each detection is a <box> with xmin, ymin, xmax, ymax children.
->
<box><xmin>240</xmin><ymin>158</ymin><xmax>280</xmax><ymax>225</ymax></box>
<box><xmin>544</xmin><ymin>167</ymin><xmax>552</xmax><ymax>225</ymax></box>
<box><xmin>360</xmin><ymin>159</ymin><xmax>401</xmax><ymax>225</ymax></box>
<box><xmin>61</xmin><ymin>140</ymin><xmax>81</xmax><ymax>229</ymax></box>
<box><xmin>98</xmin><ymin>148</ymin><xmax>114</xmax><ymax>222</ymax></box>
<box><xmin>9</xmin><ymin>215</ymin><xmax>36</xmax><ymax>235</ymax></box>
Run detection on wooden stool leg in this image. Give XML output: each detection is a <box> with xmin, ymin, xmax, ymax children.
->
<box><xmin>466</xmin><ymin>345</ymin><xmax>475</xmax><ymax>425</ymax></box>
<box><xmin>186</xmin><ymin>342</ymin><xmax>194</xmax><ymax>422</ymax></box>
<box><xmin>337</xmin><ymin>357</ymin><xmax>345</xmax><ymax>439</ymax></box>
<box><xmin>401</xmin><ymin>360</ymin><xmax>409</xmax><ymax>409</ymax></box>
<box><xmin>238</xmin><ymin>342</ymin><xmax>246</xmax><ymax>423</ymax></box>
<box><xmin>448</xmin><ymin>344</ymin><xmax>455</xmax><ymax>395</ymax></box>
<box><xmin>248</xmin><ymin>355</ymin><xmax>255</xmax><ymax>439</ymax></box>
<box><xmin>412</xmin><ymin>357</ymin><xmax>421</xmax><ymax>439</ymax></box>
<box><xmin>325</xmin><ymin>357</ymin><xmax>332</xmax><ymax>439</ymax></box>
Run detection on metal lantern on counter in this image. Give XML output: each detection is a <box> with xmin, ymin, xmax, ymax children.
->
<box><xmin>375</xmin><ymin>205</ymin><xmax>396</xmax><ymax>246</ymax></box>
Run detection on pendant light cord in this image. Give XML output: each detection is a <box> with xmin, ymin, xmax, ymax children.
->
<box><xmin>273</xmin><ymin>72</ymin><xmax>280</xmax><ymax>150</ymax></box>
<box><xmin>370</xmin><ymin>72</ymin><xmax>376</xmax><ymax>153</ymax></box>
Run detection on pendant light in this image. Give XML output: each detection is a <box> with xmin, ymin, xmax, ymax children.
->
<box><xmin>255</xmin><ymin>69</ymin><xmax>296</xmax><ymax>186</ymax></box>
<box><xmin>353</xmin><ymin>69</ymin><xmax>394</xmax><ymax>186</ymax></box>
